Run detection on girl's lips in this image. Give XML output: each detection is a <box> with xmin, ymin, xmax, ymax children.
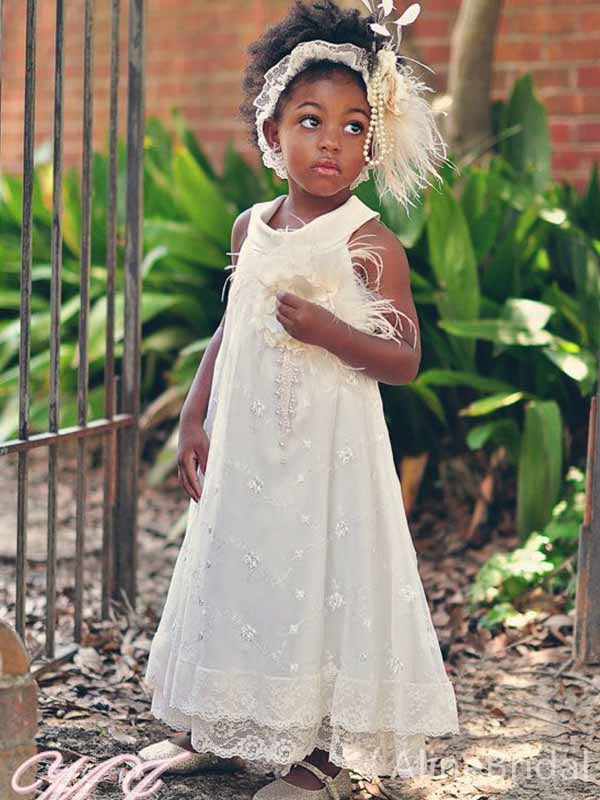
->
<box><xmin>311</xmin><ymin>165</ymin><xmax>341</xmax><ymax>176</ymax></box>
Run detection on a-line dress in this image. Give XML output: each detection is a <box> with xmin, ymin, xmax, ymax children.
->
<box><xmin>143</xmin><ymin>193</ymin><xmax>460</xmax><ymax>780</ymax></box>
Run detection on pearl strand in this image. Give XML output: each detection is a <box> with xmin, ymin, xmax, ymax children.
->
<box><xmin>363</xmin><ymin>59</ymin><xmax>392</xmax><ymax>168</ymax></box>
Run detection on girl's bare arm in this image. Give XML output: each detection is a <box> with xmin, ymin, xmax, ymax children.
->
<box><xmin>176</xmin><ymin>208</ymin><xmax>251</xmax><ymax>501</ymax></box>
<box><xmin>321</xmin><ymin>220</ymin><xmax>421</xmax><ymax>386</ymax></box>
<box><xmin>180</xmin><ymin>208</ymin><xmax>251</xmax><ymax>428</ymax></box>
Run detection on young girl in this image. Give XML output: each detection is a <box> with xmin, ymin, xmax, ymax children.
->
<box><xmin>140</xmin><ymin>2</ymin><xmax>459</xmax><ymax>797</ymax></box>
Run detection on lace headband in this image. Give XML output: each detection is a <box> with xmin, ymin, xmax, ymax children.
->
<box><xmin>252</xmin><ymin>2</ymin><xmax>449</xmax><ymax>211</ymax></box>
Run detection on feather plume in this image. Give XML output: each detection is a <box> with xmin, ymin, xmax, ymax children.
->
<box><xmin>369</xmin><ymin>55</ymin><xmax>451</xmax><ymax>212</ymax></box>
<box><xmin>345</xmin><ymin>233</ymin><xmax>418</xmax><ymax>349</ymax></box>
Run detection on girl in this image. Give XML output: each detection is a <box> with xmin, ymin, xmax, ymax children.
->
<box><xmin>140</xmin><ymin>2</ymin><xmax>460</xmax><ymax>797</ymax></box>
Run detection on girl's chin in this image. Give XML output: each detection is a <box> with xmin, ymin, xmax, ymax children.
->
<box><xmin>296</xmin><ymin>174</ymin><xmax>349</xmax><ymax>195</ymax></box>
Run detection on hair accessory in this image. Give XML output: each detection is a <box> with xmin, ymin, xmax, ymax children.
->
<box><xmin>253</xmin><ymin>3</ymin><xmax>450</xmax><ymax>211</ymax></box>
<box><xmin>254</xmin><ymin>40</ymin><xmax>372</xmax><ymax>190</ymax></box>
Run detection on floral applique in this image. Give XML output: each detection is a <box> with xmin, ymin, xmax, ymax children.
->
<box><xmin>337</xmin><ymin>446</ymin><xmax>354</xmax><ymax>464</ymax></box>
<box><xmin>248</xmin><ymin>477</ymin><xmax>264</xmax><ymax>495</ymax></box>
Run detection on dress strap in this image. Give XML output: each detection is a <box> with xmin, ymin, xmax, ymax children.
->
<box><xmin>306</xmin><ymin>194</ymin><xmax>381</xmax><ymax>250</ymax></box>
<box><xmin>245</xmin><ymin>194</ymin><xmax>380</xmax><ymax>252</ymax></box>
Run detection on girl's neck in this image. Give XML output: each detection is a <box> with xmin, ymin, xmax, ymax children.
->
<box><xmin>282</xmin><ymin>183</ymin><xmax>353</xmax><ymax>226</ymax></box>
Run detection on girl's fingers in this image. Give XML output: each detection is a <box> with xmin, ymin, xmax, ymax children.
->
<box><xmin>179</xmin><ymin>459</ymin><xmax>201</xmax><ymax>502</ymax></box>
<box><xmin>276</xmin><ymin>305</ymin><xmax>294</xmax><ymax>324</ymax></box>
<box><xmin>179</xmin><ymin>467</ymin><xmax>199</xmax><ymax>503</ymax></box>
<box><xmin>277</xmin><ymin>291</ymin><xmax>300</xmax><ymax>308</ymax></box>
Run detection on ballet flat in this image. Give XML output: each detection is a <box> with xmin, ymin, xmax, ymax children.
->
<box><xmin>253</xmin><ymin>760</ymin><xmax>352</xmax><ymax>799</ymax></box>
<box><xmin>137</xmin><ymin>738</ymin><xmax>245</xmax><ymax>775</ymax></box>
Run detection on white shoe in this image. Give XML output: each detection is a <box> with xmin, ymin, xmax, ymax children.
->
<box><xmin>137</xmin><ymin>738</ymin><xmax>245</xmax><ymax>775</ymax></box>
<box><xmin>252</xmin><ymin>760</ymin><xmax>353</xmax><ymax>799</ymax></box>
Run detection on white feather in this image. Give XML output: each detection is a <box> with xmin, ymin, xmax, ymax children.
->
<box><xmin>220</xmin><ymin>264</ymin><xmax>236</xmax><ymax>302</ymax></box>
<box><xmin>370</xmin><ymin>63</ymin><xmax>450</xmax><ymax>213</ymax></box>
<box><xmin>397</xmin><ymin>3</ymin><xmax>421</xmax><ymax>26</ymax></box>
<box><xmin>343</xmin><ymin>234</ymin><xmax>418</xmax><ymax>349</ymax></box>
<box><xmin>380</xmin><ymin>0</ymin><xmax>394</xmax><ymax>16</ymax></box>
<box><xmin>369</xmin><ymin>22</ymin><xmax>391</xmax><ymax>36</ymax></box>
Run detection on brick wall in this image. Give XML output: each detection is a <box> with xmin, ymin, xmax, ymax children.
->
<box><xmin>1</xmin><ymin>0</ymin><xmax>598</xmax><ymax>192</ymax></box>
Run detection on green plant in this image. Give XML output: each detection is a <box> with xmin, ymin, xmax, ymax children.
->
<box><xmin>469</xmin><ymin>466</ymin><xmax>584</xmax><ymax>631</ymax></box>
<box><xmin>0</xmin><ymin>76</ymin><xmax>597</xmax><ymax>547</ymax></box>
<box><xmin>358</xmin><ymin>75</ymin><xmax>598</xmax><ymax>539</ymax></box>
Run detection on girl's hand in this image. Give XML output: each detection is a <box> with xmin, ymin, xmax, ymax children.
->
<box><xmin>275</xmin><ymin>291</ymin><xmax>338</xmax><ymax>348</ymax></box>
<box><xmin>176</xmin><ymin>420</ymin><xmax>210</xmax><ymax>503</ymax></box>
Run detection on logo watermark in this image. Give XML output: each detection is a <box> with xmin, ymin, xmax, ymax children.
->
<box><xmin>11</xmin><ymin>749</ymin><xmax>191</xmax><ymax>799</ymax></box>
<box><xmin>11</xmin><ymin>745</ymin><xmax>595</xmax><ymax>797</ymax></box>
<box><xmin>389</xmin><ymin>746</ymin><xmax>592</xmax><ymax>783</ymax></box>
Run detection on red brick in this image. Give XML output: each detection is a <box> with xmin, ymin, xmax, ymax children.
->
<box><xmin>576</xmin><ymin>122</ymin><xmax>600</xmax><ymax>143</ymax></box>
<box><xmin>547</xmin><ymin>37</ymin><xmax>600</xmax><ymax>62</ymax></box>
<box><xmin>412</xmin><ymin>17</ymin><xmax>451</xmax><ymax>38</ymax></box>
<box><xmin>550</xmin><ymin>121</ymin><xmax>574</xmax><ymax>144</ymax></box>
<box><xmin>544</xmin><ymin>93</ymin><xmax>587</xmax><ymax>115</ymax></box>
<box><xmin>495</xmin><ymin>40</ymin><xmax>543</xmax><ymax>62</ymax></box>
<box><xmin>578</xmin><ymin>66</ymin><xmax>600</xmax><ymax>89</ymax></box>
<box><xmin>501</xmin><ymin>10</ymin><xmax>580</xmax><ymax>35</ymax></box>
<box><xmin>1</xmin><ymin>0</ymin><xmax>599</xmax><ymax>187</ymax></box>
<box><xmin>531</xmin><ymin>67</ymin><xmax>573</xmax><ymax>89</ymax></box>
<box><xmin>580</xmin><ymin>11</ymin><xmax>600</xmax><ymax>31</ymax></box>
<box><xmin>552</xmin><ymin>148</ymin><xmax>599</xmax><ymax>171</ymax></box>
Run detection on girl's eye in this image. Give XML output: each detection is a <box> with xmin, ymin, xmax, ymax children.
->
<box><xmin>300</xmin><ymin>116</ymin><xmax>319</xmax><ymax>129</ymax></box>
<box><xmin>298</xmin><ymin>116</ymin><xmax>364</xmax><ymax>135</ymax></box>
<box><xmin>345</xmin><ymin>121</ymin><xmax>364</xmax><ymax>135</ymax></box>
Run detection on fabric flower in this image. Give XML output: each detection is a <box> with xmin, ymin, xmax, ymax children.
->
<box><xmin>249</xmin><ymin>254</ymin><xmax>344</xmax><ymax>352</ymax></box>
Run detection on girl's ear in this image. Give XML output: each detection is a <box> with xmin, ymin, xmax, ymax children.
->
<box><xmin>263</xmin><ymin>118</ymin><xmax>280</xmax><ymax>151</ymax></box>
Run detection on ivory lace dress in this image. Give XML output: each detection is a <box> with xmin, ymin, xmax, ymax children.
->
<box><xmin>143</xmin><ymin>193</ymin><xmax>460</xmax><ymax>780</ymax></box>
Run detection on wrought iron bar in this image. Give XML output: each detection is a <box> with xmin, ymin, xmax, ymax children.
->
<box><xmin>102</xmin><ymin>0</ymin><xmax>121</xmax><ymax>621</ymax></box>
<box><xmin>115</xmin><ymin>0</ymin><xmax>145</xmax><ymax>610</ymax></box>
<box><xmin>74</xmin><ymin>0</ymin><xmax>95</xmax><ymax>644</ymax></box>
<box><xmin>16</xmin><ymin>0</ymin><xmax>37</xmax><ymax>641</ymax></box>
<box><xmin>45</xmin><ymin>0</ymin><xmax>65</xmax><ymax>659</ymax></box>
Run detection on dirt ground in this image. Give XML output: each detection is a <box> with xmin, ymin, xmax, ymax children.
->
<box><xmin>2</xmin><ymin>443</ymin><xmax>600</xmax><ymax>799</ymax></box>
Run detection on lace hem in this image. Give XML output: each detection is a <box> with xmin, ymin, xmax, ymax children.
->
<box><xmin>143</xmin><ymin>659</ymin><xmax>460</xmax><ymax>780</ymax></box>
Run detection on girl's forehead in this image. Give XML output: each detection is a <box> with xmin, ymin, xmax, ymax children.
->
<box><xmin>285</xmin><ymin>72</ymin><xmax>369</xmax><ymax>109</ymax></box>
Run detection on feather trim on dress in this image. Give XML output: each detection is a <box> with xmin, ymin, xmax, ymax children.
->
<box><xmin>343</xmin><ymin>233</ymin><xmax>418</xmax><ymax>350</ymax></box>
<box><xmin>221</xmin><ymin>235</ymin><xmax>417</xmax><ymax>381</ymax></box>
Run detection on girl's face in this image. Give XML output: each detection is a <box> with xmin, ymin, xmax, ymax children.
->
<box><xmin>264</xmin><ymin>70</ymin><xmax>371</xmax><ymax>197</ymax></box>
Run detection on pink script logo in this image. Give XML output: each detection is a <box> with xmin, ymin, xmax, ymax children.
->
<box><xmin>11</xmin><ymin>749</ymin><xmax>192</xmax><ymax>799</ymax></box>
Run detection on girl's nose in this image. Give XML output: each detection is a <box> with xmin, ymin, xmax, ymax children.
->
<box><xmin>318</xmin><ymin>128</ymin><xmax>341</xmax><ymax>152</ymax></box>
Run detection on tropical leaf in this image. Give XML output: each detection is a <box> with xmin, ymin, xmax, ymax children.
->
<box><xmin>500</xmin><ymin>74</ymin><xmax>551</xmax><ymax>192</ymax></box>
<box><xmin>459</xmin><ymin>392</ymin><xmax>526</xmax><ymax>417</ymax></box>
<box><xmin>517</xmin><ymin>400</ymin><xmax>563</xmax><ymax>537</ymax></box>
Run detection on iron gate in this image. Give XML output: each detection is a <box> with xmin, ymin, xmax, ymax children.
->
<box><xmin>0</xmin><ymin>0</ymin><xmax>145</xmax><ymax>659</ymax></box>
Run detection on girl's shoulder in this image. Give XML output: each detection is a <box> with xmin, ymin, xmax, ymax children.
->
<box><xmin>348</xmin><ymin>204</ymin><xmax>395</xmax><ymax>251</ymax></box>
<box><xmin>230</xmin><ymin>199</ymin><xmax>274</xmax><ymax>254</ymax></box>
<box><xmin>348</xmin><ymin>214</ymin><xmax>409</xmax><ymax>291</ymax></box>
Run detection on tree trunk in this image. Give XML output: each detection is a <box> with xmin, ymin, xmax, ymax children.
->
<box><xmin>447</xmin><ymin>0</ymin><xmax>504</xmax><ymax>157</ymax></box>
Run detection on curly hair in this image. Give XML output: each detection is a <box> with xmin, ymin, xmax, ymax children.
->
<box><xmin>239</xmin><ymin>0</ymin><xmax>388</xmax><ymax>149</ymax></box>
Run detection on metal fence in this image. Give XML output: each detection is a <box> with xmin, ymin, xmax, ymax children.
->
<box><xmin>0</xmin><ymin>0</ymin><xmax>145</xmax><ymax>659</ymax></box>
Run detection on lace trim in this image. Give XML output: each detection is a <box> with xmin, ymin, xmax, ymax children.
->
<box><xmin>144</xmin><ymin>662</ymin><xmax>460</xmax><ymax>779</ymax></box>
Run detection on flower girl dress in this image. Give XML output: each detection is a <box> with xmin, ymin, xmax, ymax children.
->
<box><xmin>143</xmin><ymin>193</ymin><xmax>459</xmax><ymax>780</ymax></box>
